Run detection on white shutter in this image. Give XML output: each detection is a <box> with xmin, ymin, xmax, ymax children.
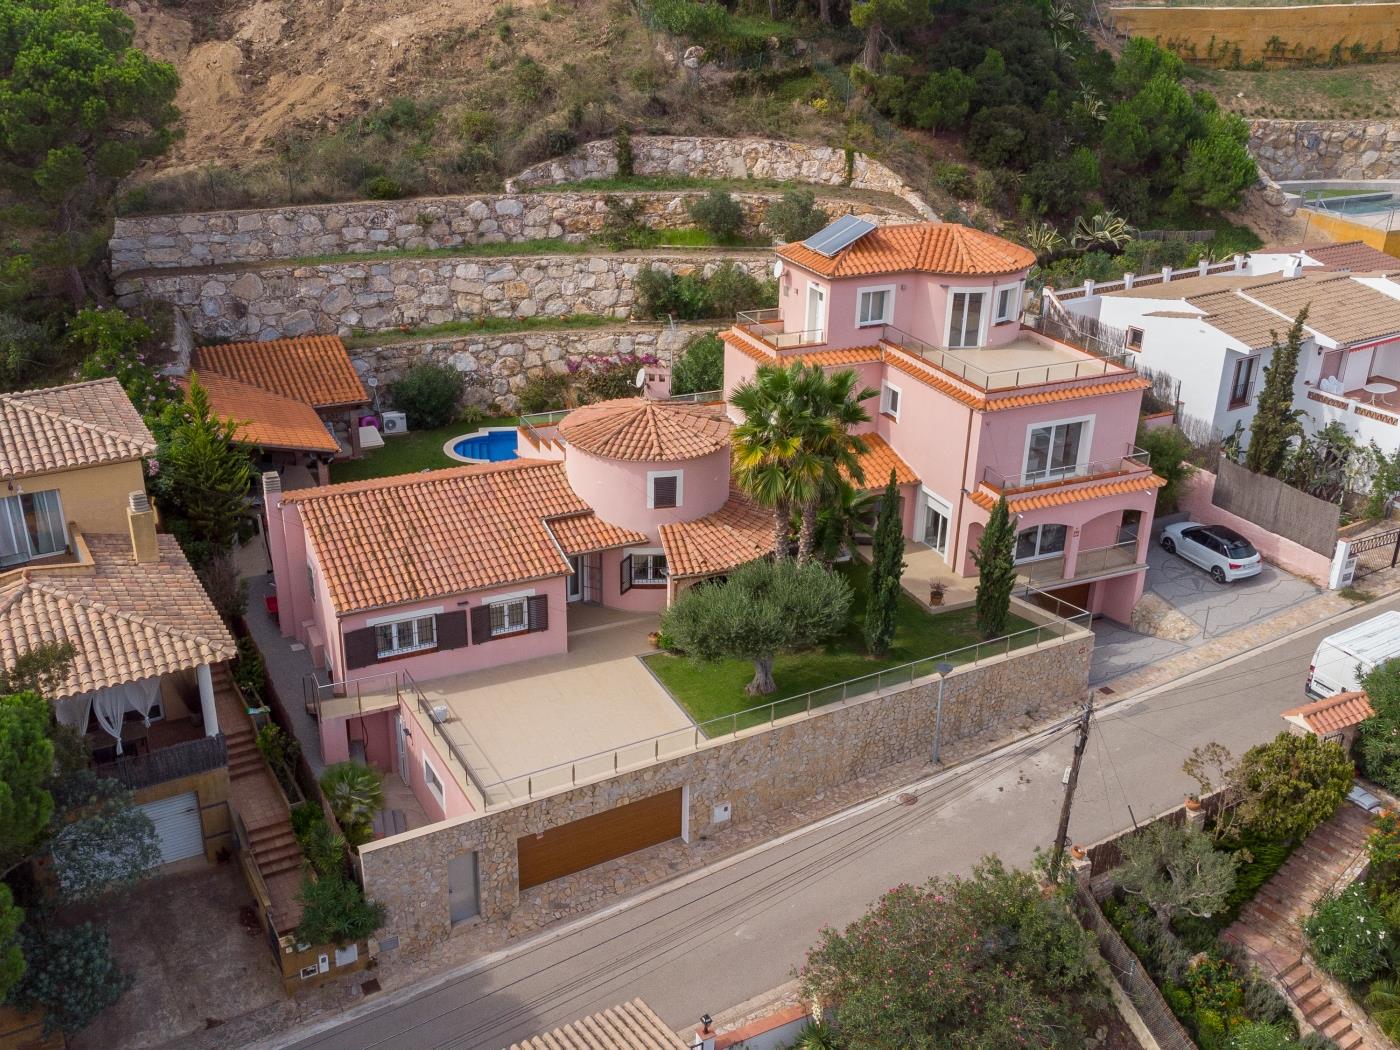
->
<box><xmin>140</xmin><ymin>792</ymin><xmax>204</xmax><ymax>864</ymax></box>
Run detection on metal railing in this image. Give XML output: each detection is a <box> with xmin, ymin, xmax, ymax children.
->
<box><xmin>96</xmin><ymin>733</ymin><xmax>228</xmax><ymax>791</ymax></box>
<box><xmin>1018</xmin><ymin>539</ymin><xmax>1143</xmax><ymax>587</ymax></box>
<box><xmin>518</xmin><ymin>408</ymin><xmax>571</xmax><ymax>450</ymax></box>
<box><xmin>878</xmin><ymin>324</ymin><xmax>1133</xmax><ymax>391</ymax></box>
<box><xmin>470</xmin><ymin>590</ymin><xmax>1092</xmax><ymax>806</ymax></box>
<box><xmin>982</xmin><ymin>445</ymin><xmax>1151</xmax><ymax>493</ymax></box>
<box><xmin>735</xmin><ymin>308</ymin><xmax>825</xmax><ymax>350</ymax></box>
<box><xmin>666</xmin><ymin>388</ymin><xmax>723</xmax><ymax>404</ymax></box>
<box><xmin>401</xmin><ymin>670</ymin><xmax>489</xmax><ymax>812</ymax></box>
<box><xmin>303</xmin><ymin>669</ymin><xmax>399</xmax><ymax>722</ymax></box>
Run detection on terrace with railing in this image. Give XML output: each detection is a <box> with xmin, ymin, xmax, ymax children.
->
<box><xmin>1017</xmin><ymin>538</ymin><xmax>1145</xmax><ymax>587</ymax></box>
<box><xmin>980</xmin><ymin>444</ymin><xmax>1153</xmax><ymax>496</ymax></box>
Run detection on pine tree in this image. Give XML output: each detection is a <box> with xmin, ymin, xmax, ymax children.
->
<box><xmin>1245</xmin><ymin>307</ymin><xmax>1309</xmax><ymax>478</ymax></box>
<box><xmin>160</xmin><ymin>377</ymin><xmax>255</xmax><ymax>553</ymax></box>
<box><xmin>973</xmin><ymin>497</ymin><xmax>1017</xmax><ymax>639</ymax></box>
<box><xmin>863</xmin><ymin>470</ymin><xmax>906</xmax><ymax>657</ymax></box>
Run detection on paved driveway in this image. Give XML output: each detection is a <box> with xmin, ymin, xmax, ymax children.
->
<box><xmin>1090</xmin><ymin>540</ymin><xmax>1321</xmax><ymax>684</ymax></box>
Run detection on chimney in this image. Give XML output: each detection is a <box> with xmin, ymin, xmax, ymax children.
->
<box><xmin>1122</xmin><ymin>273</ymin><xmax>1135</xmax><ymax>290</ymax></box>
<box><xmin>127</xmin><ymin>492</ymin><xmax>158</xmax><ymax>564</ymax></box>
<box><xmin>1161</xmin><ymin>266</ymin><xmax>1173</xmax><ymax>284</ymax></box>
<box><xmin>1082</xmin><ymin>279</ymin><xmax>1095</xmax><ymax>297</ymax></box>
<box><xmin>1234</xmin><ymin>253</ymin><xmax>1246</xmax><ymax>272</ymax></box>
<box><xmin>1198</xmin><ymin>259</ymin><xmax>1209</xmax><ymax>277</ymax></box>
<box><xmin>642</xmin><ymin>364</ymin><xmax>672</xmax><ymax>401</ymax></box>
<box><xmin>1286</xmin><ymin>255</ymin><xmax>1303</xmax><ymax>278</ymax></box>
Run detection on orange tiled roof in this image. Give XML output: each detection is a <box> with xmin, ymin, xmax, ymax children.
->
<box><xmin>1282</xmin><ymin>691</ymin><xmax>1376</xmax><ymax>736</ymax></box>
<box><xmin>283</xmin><ymin>459</ymin><xmax>642</xmax><ymax>613</ymax></box>
<box><xmin>968</xmin><ymin>473</ymin><xmax>1165</xmax><ymax>513</ymax></box>
<box><xmin>777</xmin><ymin>222</ymin><xmax>1036</xmax><ymax>279</ymax></box>
<box><xmin>546</xmin><ymin>512</ymin><xmax>648</xmax><ymax>557</ymax></box>
<box><xmin>792</xmin><ymin>347</ymin><xmax>885</xmax><ymax>367</ymax></box>
<box><xmin>186</xmin><ymin>372</ymin><xmax>339</xmax><ymax>454</ymax></box>
<box><xmin>192</xmin><ymin>336</ymin><xmax>369</xmax><ymax>409</ymax></box>
<box><xmin>558</xmin><ymin>398</ymin><xmax>732</xmax><ymax>462</ymax></box>
<box><xmin>508</xmin><ymin>999</ymin><xmax>687</xmax><ymax>1050</ymax></box>
<box><xmin>659</xmin><ymin>489</ymin><xmax>774</xmax><ymax>578</ymax></box>
<box><xmin>0</xmin><ymin>535</ymin><xmax>237</xmax><ymax>700</ymax></box>
<box><xmin>848</xmin><ymin>434</ymin><xmax>918</xmax><ymax>488</ymax></box>
<box><xmin>0</xmin><ymin>379</ymin><xmax>155</xmax><ymax>481</ymax></box>
<box><xmin>982</xmin><ymin>376</ymin><xmax>1152</xmax><ymax>411</ymax></box>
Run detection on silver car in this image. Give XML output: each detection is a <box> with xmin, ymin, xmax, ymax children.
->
<box><xmin>1160</xmin><ymin>522</ymin><xmax>1262</xmax><ymax>584</ymax></box>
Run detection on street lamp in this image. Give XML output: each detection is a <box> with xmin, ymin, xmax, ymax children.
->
<box><xmin>932</xmin><ymin>661</ymin><xmax>954</xmax><ymax>764</ymax></box>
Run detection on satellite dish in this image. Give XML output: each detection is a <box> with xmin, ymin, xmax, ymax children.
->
<box><xmin>635</xmin><ymin>367</ymin><xmax>647</xmax><ymax>389</ymax></box>
<box><xmin>367</xmin><ymin>377</ymin><xmax>379</xmax><ymax>388</ymax></box>
<box><xmin>773</xmin><ymin>260</ymin><xmax>784</xmax><ymax>278</ymax></box>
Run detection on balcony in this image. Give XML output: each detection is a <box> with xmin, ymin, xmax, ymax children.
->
<box><xmin>981</xmin><ymin>445</ymin><xmax>1153</xmax><ymax>496</ymax></box>
<box><xmin>96</xmin><ymin>731</ymin><xmax>228</xmax><ymax>791</ymax></box>
<box><xmin>878</xmin><ymin>324</ymin><xmax>1134</xmax><ymax>391</ymax></box>
<box><xmin>735</xmin><ymin>308</ymin><xmax>825</xmax><ymax>350</ymax></box>
<box><xmin>1017</xmin><ymin>539</ymin><xmax>1144</xmax><ymax>587</ymax></box>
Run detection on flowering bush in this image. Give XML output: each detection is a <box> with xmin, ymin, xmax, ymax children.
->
<box><xmin>566</xmin><ymin>352</ymin><xmax>660</xmax><ymax>404</ymax></box>
<box><xmin>1302</xmin><ymin>884</ymin><xmax>1393</xmax><ymax>984</ymax></box>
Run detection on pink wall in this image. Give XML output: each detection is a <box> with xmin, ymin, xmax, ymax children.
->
<box><xmin>563</xmin><ymin>445</ymin><xmax>731</xmax><ymax>539</ymax></box>
<box><xmin>969</xmin><ymin>387</ymin><xmax>1144</xmax><ymax>490</ymax></box>
<box><xmin>394</xmin><ymin>699</ymin><xmax>476</xmax><ymax>821</ymax></box>
<box><xmin>349</xmin><ymin>711</ymin><xmax>395</xmax><ymax>771</ymax></box>
<box><xmin>1178</xmin><ymin>470</ymin><xmax>1331</xmax><ymax>585</ymax></box>
<box><xmin>723</xmin><ymin>342</ymin><xmax>761</xmax><ymax>417</ymax></box>
<box><xmin>598</xmin><ymin>547</ymin><xmax>669</xmax><ymax>612</ymax></box>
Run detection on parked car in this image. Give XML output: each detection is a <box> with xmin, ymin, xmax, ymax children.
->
<box><xmin>1159</xmin><ymin>522</ymin><xmax>1262</xmax><ymax>583</ymax></box>
<box><xmin>1306</xmin><ymin>610</ymin><xmax>1400</xmax><ymax>698</ymax></box>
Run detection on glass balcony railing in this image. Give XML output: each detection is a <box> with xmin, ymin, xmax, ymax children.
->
<box><xmin>981</xmin><ymin>445</ymin><xmax>1152</xmax><ymax>493</ymax></box>
<box><xmin>735</xmin><ymin>308</ymin><xmax>826</xmax><ymax>349</ymax></box>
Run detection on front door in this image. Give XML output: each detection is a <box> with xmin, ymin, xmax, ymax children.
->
<box><xmin>395</xmin><ymin>713</ymin><xmax>409</xmax><ymax>786</ymax></box>
<box><xmin>447</xmin><ymin>852</ymin><xmax>480</xmax><ymax>925</ymax></box>
<box><xmin>805</xmin><ymin>284</ymin><xmax>826</xmax><ymax>338</ymax></box>
<box><xmin>567</xmin><ymin>555</ymin><xmax>584</xmax><ymax>603</ymax></box>
<box><xmin>920</xmin><ymin>490</ymin><xmax>951</xmax><ymax>558</ymax></box>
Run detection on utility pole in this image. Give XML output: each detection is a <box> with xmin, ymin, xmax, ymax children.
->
<box><xmin>1049</xmin><ymin>700</ymin><xmax>1093</xmax><ymax>884</ymax></box>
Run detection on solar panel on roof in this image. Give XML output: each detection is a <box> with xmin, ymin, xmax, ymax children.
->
<box><xmin>803</xmin><ymin>215</ymin><xmax>876</xmax><ymax>257</ymax></box>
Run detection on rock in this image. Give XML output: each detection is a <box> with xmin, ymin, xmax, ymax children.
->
<box><xmin>1130</xmin><ymin>593</ymin><xmax>1199</xmax><ymax>642</ymax></box>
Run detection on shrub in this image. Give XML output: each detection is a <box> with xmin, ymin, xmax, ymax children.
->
<box><xmin>197</xmin><ymin>553</ymin><xmax>248</xmax><ymax>621</ymax></box>
<box><xmin>510</xmin><ymin>57</ymin><xmax>551</xmax><ymax>107</ymax></box>
<box><xmin>319</xmin><ymin>761</ymin><xmax>384</xmax><ymax>848</ymax></box>
<box><xmin>295</xmin><ymin>872</ymin><xmax>387</xmax><ymax>946</ymax></box>
<box><xmin>687</xmin><ymin>190</ymin><xmax>745</xmax><ymax>242</ymax></box>
<box><xmin>457</xmin><ymin>109</ymin><xmax>498</xmax><ymax>143</ymax></box>
<box><xmin>1115</xmin><ymin>821</ymin><xmax>1238</xmax><ymax>927</ymax></box>
<box><xmin>0</xmin><ymin>312</ymin><xmax>60</xmax><ymax>389</ymax></box>
<box><xmin>233</xmin><ymin>636</ymin><xmax>265</xmax><ymax>703</ymax></box>
<box><xmin>764</xmin><ymin>189</ymin><xmax>826</xmax><ymax>243</ymax></box>
<box><xmin>615</xmin><ymin>126</ymin><xmax>634</xmax><ymax>177</ymax></box>
<box><xmin>1231</xmin><ymin>733</ymin><xmax>1352</xmax><ymax>843</ymax></box>
<box><xmin>1365</xmin><ymin>978</ymin><xmax>1400</xmax><ymax>1044</ymax></box>
<box><xmin>1226</xmin><ymin>1022</ymin><xmax>1297</xmax><ymax>1049</ymax></box>
<box><xmin>516</xmin><ymin>371</ymin><xmax>571</xmax><ymax>414</ymax></box>
<box><xmin>360</xmin><ymin>175</ymin><xmax>404</xmax><ymax>200</ymax></box>
<box><xmin>10</xmin><ymin>922</ymin><xmax>130</xmax><ymax>1035</ymax></box>
<box><xmin>574</xmin><ymin>356</ymin><xmax>649</xmax><ymax>403</ymax></box>
<box><xmin>671</xmin><ymin>333</ymin><xmax>723</xmax><ymax>395</ymax></box>
<box><xmin>389</xmin><ymin>363</ymin><xmax>465</xmax><ymax>429</ymax></box>
<box><xmin>601</xmin><ymin>196</ymin><xmax>646</xmax><ymax>250</ymax></box>
<box><xmin>293</xmin><ymin>805</ymin><xmax>348</xmax><ymax>880</ymax></box>
<box><xmin>705</xmin><ymin>261</ymin><xmax>767</xmax><ymax>318</ymax></box>
<box><xmin>256</xmin><ymin>723</ymin><xmax>301</xmax><ymax>799</ymax></box>
<box><xmin>1302</xmin><ymin>884</ymin><xmax>1392</xmax><ymax>984</ymax></box>
<box><xmin>934</xmin><ymin>162</ymin><xmax>974</xmax><ymax>199</ymax></box>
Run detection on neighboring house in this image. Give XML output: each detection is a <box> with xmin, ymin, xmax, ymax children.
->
<box><xmin>187</xmin><ymin>335</ymin><xmax>371</xmax><ymax>482</ymax></box>
<box><xmin>1052</xmin><ymin>261</ymin><xmax>1400</xmax><ymax>454</ymax></box>
<box><xmin>1282</xmin><ymin>690</ymin><xmax>1376</xmax><ymax>751</ymax></box>
<box><xmin>1246</xmin><ymin>240</ymin><xmax>1400</xmax><ymax>277</ymax></box>
<box><xmin>0</xmin><ymin>380</ymin><xmax>239</xmax><ymax>867</ymax></box>
<box><xmin>722</xmin><ymin>220</ymin><xmax>1164</xmax><ymax>621</ymax></box>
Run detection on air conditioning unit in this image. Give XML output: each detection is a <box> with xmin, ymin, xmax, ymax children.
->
<box><xmin>381</xmin><ymin>411</ymin><xmax>408</xmax><ymax>436</ymax></box>
<box><xmin>430</xmin><ymin>703</ymin><xmax>450</xmax><ymax>724</ymax></box>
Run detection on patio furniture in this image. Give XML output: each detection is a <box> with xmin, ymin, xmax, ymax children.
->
<box><xmin>86</xmin><ymin>721</ymin><xmax>150</xmax><ymax>763</ymax></box>
<box><xmin>1364</xmin><ymin>381</ymin><xmax>1397</xmax><ymax>406</ymax></box>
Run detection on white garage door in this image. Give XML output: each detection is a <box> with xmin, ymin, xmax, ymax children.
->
<box><xmin>140</xmin><ymin>792</ymin><xmax>204</xmax><ymax>865</ymax></box>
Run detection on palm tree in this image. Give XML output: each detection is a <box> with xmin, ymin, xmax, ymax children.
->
<box><xmin>789</xmin><ymin>365</ymin><xmax>875</xmax><ymax>564</ymax></box>
<box><xmin>319</xmin><ymin>761</ymin><xmax>384</xmax><ymax>847</ymax></box>
<box><xmin>731</xmin><ymin>362</ymin><xmax>804</xmax><ymax>560</ymax></box>
<box><xmin>812</xmin><ymin>479</ymin><xmax>876</xmax><ymax>564</ymax></box>
<box><xmin>1367</xmin><ymin>978</ymin><xmax>1400</xmax><ymax>1043</ymax></box>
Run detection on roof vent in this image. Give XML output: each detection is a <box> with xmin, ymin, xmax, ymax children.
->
<box><xmin>802</xmin><ymin>215</ymin><xmax>876</xmax><ymax>258</ymax></box>
<box><xmin>262</xmin><ymin>470</ymin><xmax>282</xmax><ymax>495</ymax></box>
<box><xmin>127</xmin><ymin>491</ymin><xmax>151</xmax><ymax>514</ymax></box>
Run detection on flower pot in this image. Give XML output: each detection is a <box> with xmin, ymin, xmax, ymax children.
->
<box><xmin>1070</xmin><ymin>844</ymin><xmax>1086</xmax><ymax>860</ymax></box>
<box><xmin>1184</xmin><ymin>796</ymin><xmax>1202</xmax><ymax>812</ymax></box>
<box><xmin>647</xmin><ymin>631</ymin><xmax>662</xmax><ymax>649</ymax></box>
<box><xmin>928</xmin><ymin>586</ymin><xmax>945</xmax><ymax>606</ymax></box>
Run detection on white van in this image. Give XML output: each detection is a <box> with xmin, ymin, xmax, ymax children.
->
<box><xmin>1306</xmin><ymin>610</ymin><xmax>1400</xmax><ymax>698</ymax></box>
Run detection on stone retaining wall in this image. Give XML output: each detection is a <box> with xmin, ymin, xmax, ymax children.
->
<box><xmin>1249</xmin><ymin>118</ymin><xmax>1400</xmax><ymax>182</ymax></box>
<box><xmin>347</xmin><ymin>324</ymin><xmax>708</xmax><ymax>411</ymax></box>
<box><xmin>506</xmin><ymin>135</ymin><xmax>938</xmax><ymax>220</ymax></box>
<box><xmin>115</xmin><ymin>252</ymin><xmax>770</xmax><ymax>341</ymax></box>
<box><xmin>109</xmin><ymin>190</ymin><xmax>905</xmax><ymax>276</ymax></box>
<box><xmin>359</xmin><ymin>628</ymin><xmax>1092</xmax><ymax>956</ymax></box>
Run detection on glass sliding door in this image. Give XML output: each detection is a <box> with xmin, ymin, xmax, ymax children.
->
<box><xmin>920</xmin><ymin>490</ymin><xmax>951</xmax><ymax>558</ymax></box>
<box><xmin>948</xmin><ymin>291</ymin><xmax>986</xmax><ymax>348</ymax></box>
<box><xmin>0</xmin><ymin>490</ymin><xmax>64</xmax><ymax>567</ymax></box>
<box><xmin>1024</xmin><ymin>420</ymin><xmax>1087</xmax><ymax>483</ymax></box>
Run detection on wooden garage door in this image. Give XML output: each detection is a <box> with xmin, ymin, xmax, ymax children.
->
<box><xmin>518</xmin><ymin>788</ymin><xmax>683</xmax><ymax>890</ymax></box>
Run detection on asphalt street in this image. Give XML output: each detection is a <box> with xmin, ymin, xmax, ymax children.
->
<box><xmin>272</xmin><ymin>593</ymin><xmax>1396</xmax><ymax>1050</ymax></box>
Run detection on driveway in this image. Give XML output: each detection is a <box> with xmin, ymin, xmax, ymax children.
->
<box><xmin>1090</xmin><ymin>540</ymin><xmax>1321</xmax><ymax>684</ymax></box>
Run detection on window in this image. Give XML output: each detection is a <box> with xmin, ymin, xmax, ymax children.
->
<box><xmin>1126</xmin><ymin>326</ymin><xmax>1144</xmax><ymax>351</ymax></box>
<box><xmin>880</xmin><ymin>382</ymin><xmax>902</xmax><ymax>420</ymax></box>
<box><xmin>0</xmin><ymin>489</ymin><xmax>65</xmax><ymax>568</ymax></box>
<box><xmin>1229</xmin><ymin>356</ymin><xmax>1258</xmax><ymax>409</ymax></box>
<box><xmin>1024</xmin><ymin>418</ymin><xmax>1089</xmax><ymax>483</ymax></box>
<box><xmin>648</xmin><ymin>470</ymin><xmax>682</xmax><ymax>509</ymax></box>
<box><xmin>857</xmin><ymin>285</ymin><xmax>894</xmax><ymax>327</ymax></box>
<box><xmin>374</xmin><ymin>614</ymin><xmax>436</xmax><ymax>658</ymax></box>
<box><xmin>1015</xmin><ymin>524</ymin><xmax>1068</xmax><ymax>563</ymax></box>
<box><xmin>307</xmin><ymin>565</ymin><xmax>317</xmax><ymax>603</ymax></box>
<box><xmin>423</xmin><ymin>757</ymin><xmax>445</xmax><ymax>807</ymax></box>
<box><xmin>633</xmin><ymin>552</ymin><xmax>668</xmax><ymax>585</ymax></box>
<box><xmin>489</xmin><ymin>596</ymin><xmax>529</xmax><ymax>636</ymax></box>
<box><xmin>948</xmin><ymin>291</ymin><xmax>986</xmax><ymax>349</ymax></box>
<box><xmin>994</xmin><ymin>286</ymin><xmax>1019</xmax><ymax>324</ymax></box>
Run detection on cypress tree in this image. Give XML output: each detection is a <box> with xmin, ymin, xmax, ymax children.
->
<box><xmin>1245</xmin><ymin>307</ymin><xmax>1309</xmax><ymax>478</ymax></box>
<box><xmin>863</xmin><ymin>470</ymin><xmax>906</xmax><ymax>657</ymax></box>
<box><xmin>974</xmin><ymin>496</ymin><xmax>1017</xmax><ymax>639</ymax></box>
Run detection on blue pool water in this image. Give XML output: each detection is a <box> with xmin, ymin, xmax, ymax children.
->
<box><xmin>451</xmin><ymin>429</ymin><xmax>519</xmax><ymax>462</ymax></box>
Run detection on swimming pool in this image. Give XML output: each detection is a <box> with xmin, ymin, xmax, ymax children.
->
<box><xmin>1310</xmin><ymin>191</ymin><xmax>1397</xmax><ymax>217</ymax></box>
<box><xmin>445</xmin><ymin>427</ymin><xmax>520</xmax><ymax>464</ymax></box>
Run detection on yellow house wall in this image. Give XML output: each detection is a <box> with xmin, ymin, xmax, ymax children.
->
<box><xmin>133</xmin><ymin>765</ymin><xmax>234</xmax><ymax>863</ymax></box>
<box><xmin>1111</xmin><ymin>4</ymin><xmax>1400</xmax><ymax>65</ymax></box>
<box><xmin>16</xmin><ymin>459</ymin><xmax>146</xmax><ymax>536</ymax></box>
<box><xmin>1302</xmin><ymin>208</ymin><xmax>1400</xmax><ymax>259</ymax></box>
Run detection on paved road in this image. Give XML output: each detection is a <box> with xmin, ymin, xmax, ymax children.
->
<box><xmin>275</xmin><ymin>594</ymin><xmax>1393</xmax><ymax>1050</ymax></box>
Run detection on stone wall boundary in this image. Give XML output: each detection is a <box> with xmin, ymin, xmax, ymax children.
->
<box><xmin>358</xmin><ymin>625</ymin><xmax>1092</xmax><ymax>955</ymax></box>
<box><xmin>1249</xmin><ymin>118</ymin><xmax>1400</xmax><ymax>182</ymax></box>
<box><xmin>505</xmin><ymin>135</ymin><xmax>938</xmax><ymax>221</ymax></box>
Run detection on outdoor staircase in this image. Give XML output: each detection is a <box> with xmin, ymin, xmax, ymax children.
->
<box><xmin>218</xmin><ymin>665</ymin><xmax>264</xmax><ymax>780</ymax></box>
<box><xmin>1223</xmin><ymin>804</ymin><xmax>1379</xmax><ymax>1050</ymax></box>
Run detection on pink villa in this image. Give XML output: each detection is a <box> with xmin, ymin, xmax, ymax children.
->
<box><xmin>263</xmin><ymin>219</ymin><xmax>1164</xmax><ymax>826</ymax></box>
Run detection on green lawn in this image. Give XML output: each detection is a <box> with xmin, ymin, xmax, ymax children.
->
<box><xmin>644</xmin><ymin>561</ymin><xmax>1038</xmax><ymax>731</ymax></box>
<box><xmin>328</xmin><ymin>417</ymin><xmax>516</xmax><ymax>483</ymax></box>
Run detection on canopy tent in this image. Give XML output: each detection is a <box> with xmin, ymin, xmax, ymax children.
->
<box><xmin>54</xmin><ymin>676</ymin><xmax>163</xmax><ymax>755</ymax></box>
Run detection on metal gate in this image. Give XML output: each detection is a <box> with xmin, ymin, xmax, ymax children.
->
<box><xmin>140</xmin><ymin>791</ymin><xmax>205</xmax><ymax>864</ymax></box>
<box><xmin>1342</xmin><ymin>526</ymin><xmax>1400</xmax><ymax>584</ymax></box>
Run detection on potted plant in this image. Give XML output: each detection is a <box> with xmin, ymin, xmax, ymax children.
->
<box><xmin>1184</xmin><ymin>795</ymin><xmax>1203</xmax><ymax>812</ymax></box>
<box><xmin>928</xmin><ymin>580</ymin><xmax>945</xmax><ymax>606</ymax></box>
<box><xmin>647</xmin><ymin>630</ymin><xmax>663</xmax><ymax>649</ymax></box>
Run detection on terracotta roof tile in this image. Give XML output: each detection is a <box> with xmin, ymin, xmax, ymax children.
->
<box><xmin>283</xmin><ymin>459</ymin><xmax>641</xmax><ymax>613</ymax></box>
<box><xmin>1282</xmin><ymin>690</ymin><xmax>1376</xmax><ymax>736</ymax></box>
<box><xmin>792</xmin><ymin>347</ymin><xmax>884</xmax><ymax>367</ymax></box>
<box><xmin>0</xmin><ymin>379</ymin><xmax>155</xmax><ymax>481</ymax></box>
<box><xmin>192</xmin><ymin>336</ymin><xmax>369</xmax><ymax>409</ymax></box>
<box><xmin>848</xmin><ymin>434</ymin><xmax>918</xmax><ymax>488</ymax></box>
<box><xmin>558</xmin><ymin>398</ymin><xmax>731</xmax><ymax>462</ymax></box>
<box><xmin>546</xmin><ymin>512</ymin><xmax>649</xmax><ymax>556</ymax></box>
<box><xmin>968</xmin><ymin>473</ymin><xmax>1165</xmax><ymax>513</ymax></box>
<box><xmin>777</xmin><ymin>223</ymin><xmax>1035</xmax><ymax>278</ymax></box>
<box><xmin>186</xmin><ymin>372</ymin><xmax>339</xmax><ymax>453</ymax></box>
<box><xmin>508</xmin><ymin>998</ymin><xmax>688</xmax><ymax>1050</ymax></box>
<box><xmin>0</xmin><ymin>534</ymin><xmax>237</xmax><ymax>700</ymax></box>
<box><xmin>1295</xmin><ymin>242</ymin><xmax>1400</xmax><ymax>272</ymax></box>
<box><xmin>1183</xmin><ymin>291</ymin><xmax>1286</xmax><ymax>350</ymax></box>
<box><xmin>982</xmin><ymin>376</ymin><xmax>1152</xmax><ymax>411</ymax></box>
<box><xmin>660</xmin><ymin>490</ymin><xmax>774</xmax><ymax>578</ymax></box>
<box><xmin>1240</xmin><ymin>273</ymin><xmax>1400</xmax><ymax>347</ymax></box>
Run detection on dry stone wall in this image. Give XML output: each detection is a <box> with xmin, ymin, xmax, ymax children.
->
<box><xmin>347</xmin><ymin>324</ymin><xmax>706</xmax><ymax>411</ymax></box>
<box><xmin>506</xmin><ymin>135</ymin><xmax>938</xmax><ymax>220</ymax></box>
<box><xmin>359</xmin><ymin>629</ymin><xmax>1092</xmax><ymax>956</ymax></box>
<box><xmin>109</xmin><ymin>190</ymin><xmax>906</xmax><ymax>276</ymax></box>
<box><xmin>1249</xmin><ymin>119</ymin><xmax>1400</xmax><ymax>182</ymax></box>
<box><xmin>115</xmin><ymin>252</ymin><xmax>770</xmax><ymax>340</ymax></box>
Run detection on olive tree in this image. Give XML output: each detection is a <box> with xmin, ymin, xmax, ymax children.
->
<box><xmin>1115</xmin><ymin>821</ymin><xmax>1238</xmax><ymax>928</ymax></box>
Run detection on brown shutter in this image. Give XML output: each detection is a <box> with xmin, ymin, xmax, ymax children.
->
<box><xmin>619</xmin><ymin>554</ymin><xmax>632</xmax><ymax>594</ymax></box>
<box><xmin>436</xmin><ymin>611</ymin><xmax>468</xmax><ymax>651</ymax></box>
<box><xmin>527</xmin><ymin>594</ymin><xmax>549</xmax><ymax>633</ymax></box>
<box><xmin>651</xmin><ymin>475</ymin><xmax>678</xmax><ymax>509</ymax></box>
<box><xmin>344</xmin><ymin>626</ymin><xmax>379</xmax><ymax>669</ymax></box>
<box><xmin>470</xmin><ymin>604</ymin><xmax>493</xmax><ymax>644</ymax></box>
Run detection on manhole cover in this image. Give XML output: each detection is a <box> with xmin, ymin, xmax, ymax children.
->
<box><xmin>1098</xmin><ymin>685</ymin><xmax>1115</xmax><ymax>695</ymax></box>
<box><xmin>361</xmin><ymin>979</ymin><xmax>382</xmax><ymax>996</ymax></box>
<box><xmin>896</xmin><ymin>792</ymin><xmax>918</xmax><ymax>806</ymax></box>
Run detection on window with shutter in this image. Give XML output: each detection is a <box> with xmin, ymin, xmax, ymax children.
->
<box><xmin>470</xmin><ymin>604</ymin><xmax>493</xmax><ymax>643</ymax></box>
<box><xmin>344</xmin><ymin>627</ymin><xmax>379</xmax><ymax>669</ymax></box>
<box><xmin>651</xmin><ymin>475</ymin><xmax>678</xmax><ymax>509</ymax></box>
<box><xmin>527</xmin><ymin>594</ymin><xmax>549</xmax><ymax>633</ymax></box>
<box><xmin>436</xmin><ymin>611</ymin><xmax>469</xmax><ymax>650</ymax></box>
